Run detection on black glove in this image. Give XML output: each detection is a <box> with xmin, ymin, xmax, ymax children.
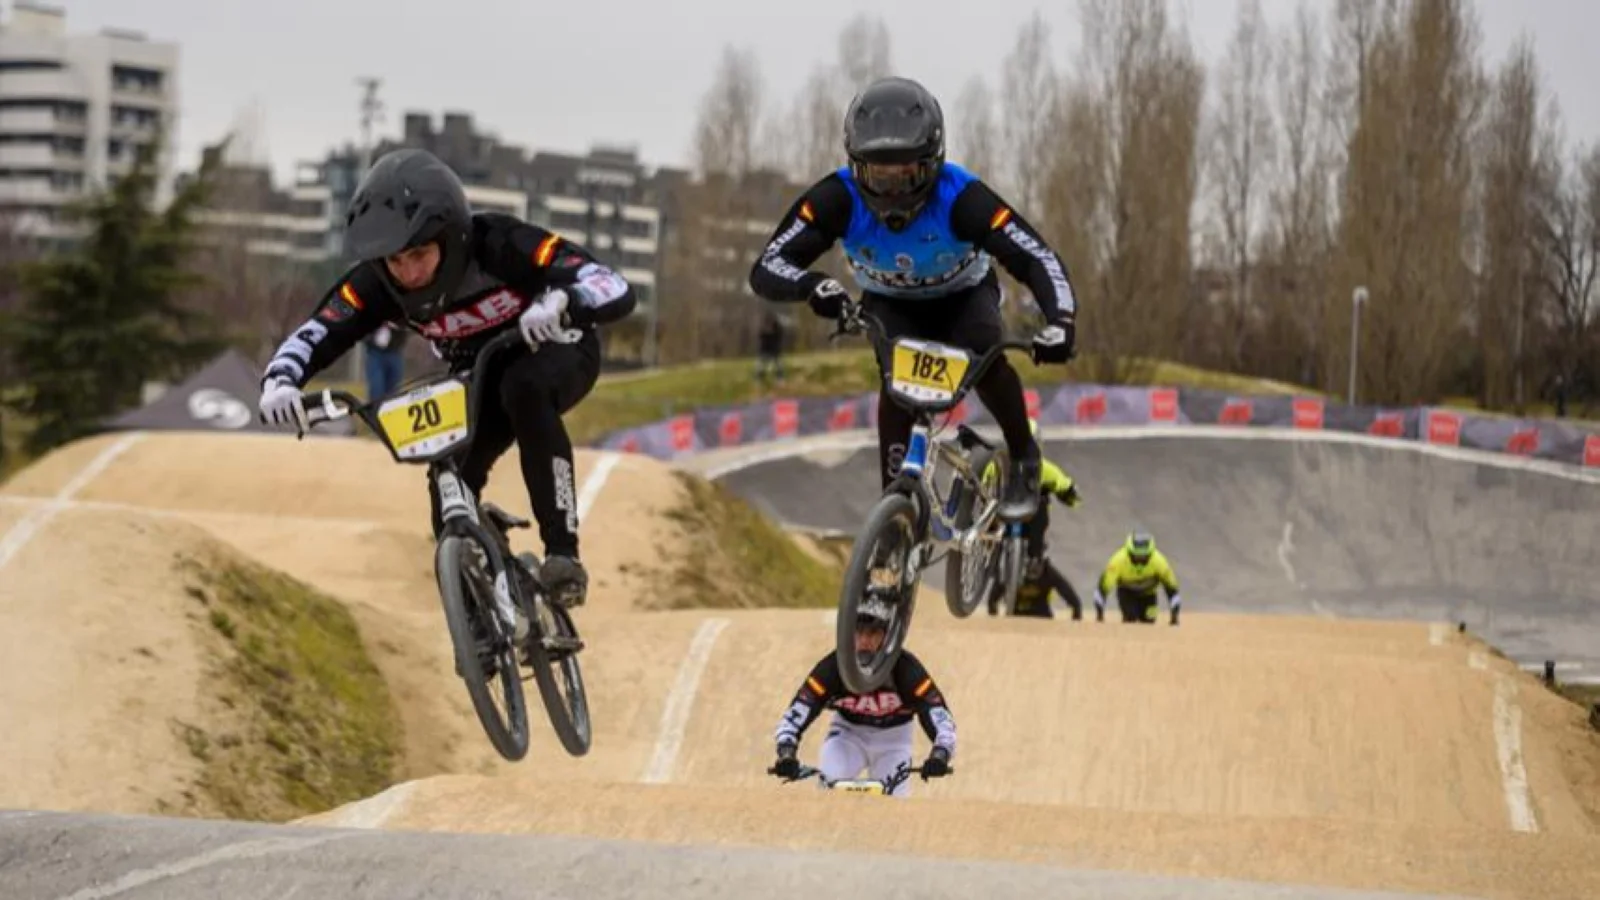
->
<box><xmin>806</xmin><ymin>277</ymin><xmax>851</xmax><ymax>320</ymax></box>
<box><xmin>920</xmin><ymin>747</ymin><xmax>951</xmax><ymax>780</ymax></box>
<box><xmin>1032</xmin><ymin>317</ymin><xmax>1076</xmax><ymax>364</ymax></box>
<box><xmin>772</xmin><ymin>742</ymin><xmax>800</xmax><ymax>779</ymax></box>
<box><xmin>1057</xmin><ymin>484</ymin><xmax>1082</xmax><ymax>508</ymax></box>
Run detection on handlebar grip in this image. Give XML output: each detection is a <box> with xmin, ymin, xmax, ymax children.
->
<box><xmin>297</xmin><ymin>389</ymin><xmax>360</xmax><ymax>427</ymax></box>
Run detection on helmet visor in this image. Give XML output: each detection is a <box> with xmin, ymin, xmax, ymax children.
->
<box><xmin>1128</xmin><ymin>536</ymin><xmax>1153</xmax><ymax>566</ymax></box>
<box><xmin>855</xmin><ymin>160</ymin><xmax>936</xmax><ymax>199</ymax></box>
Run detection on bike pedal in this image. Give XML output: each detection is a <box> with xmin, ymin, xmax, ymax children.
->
<box><xmin>542</xmin><ymin>635</ymin><xmax>585</xmax><ymax>654</ymax></box>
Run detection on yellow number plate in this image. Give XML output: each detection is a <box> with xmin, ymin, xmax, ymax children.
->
<box><xmin>832</xmin><ymin>780</ymin><xmax>886</xmax><ymax>795</ymax></box>
<box><xmin>376</xmin><ymin>379</ymin><xmax>469</xmax><ymax>460</ymax></box>
<box><xmin>889</xmin><ymin>339</ymin><xmax>971</xmax><ymax>404</ymax></box>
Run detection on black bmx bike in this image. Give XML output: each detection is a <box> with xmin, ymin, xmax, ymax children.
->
<box><xmin>298</xmin><ymin>328</ymin><xmax>591</xmax><ymax>762</ymax></box>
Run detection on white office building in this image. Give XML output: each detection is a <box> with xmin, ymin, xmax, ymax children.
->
<box><xmin>0</xmin><ymin>2</ymin><xmax>179</xmax><ymax>238</ymax></box>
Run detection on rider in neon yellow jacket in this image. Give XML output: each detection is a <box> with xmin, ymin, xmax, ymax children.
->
<box><xmin>1095</xmin><ymin>530</ymin><xmax>1182</xmax><ymax>625</ymax></box>
<box><xmin>980</xmin><ymin>419</ymin><xmax>1084</xmax><ymax>619</ymax></box>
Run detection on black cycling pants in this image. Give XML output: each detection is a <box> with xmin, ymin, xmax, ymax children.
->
<box><xmin>1117</xmin><ymin>588</ymin><xmax>1160</xmax><ymax>624</ymax></box>
<box><xmin>428</xmin><ymin>331</ymin><xmax>601</xmax><ymax>558</ymax></box>
<box><xmin>863</xmin><ymin>271</ymin><xmax>1035</xmax><ymax>489</ymax></box>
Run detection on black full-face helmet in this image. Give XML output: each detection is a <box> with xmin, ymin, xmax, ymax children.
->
<box><xmin>842</xmin><ymin>76</ymin><xmax>945</xmax><ymax>232</ymax></box>
<box><xmin>343</xmin><ymin>148</ymin><xmax>473</xmax><ymax>321</ymax></box>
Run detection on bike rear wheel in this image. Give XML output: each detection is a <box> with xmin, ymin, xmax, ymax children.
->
<box><xmin>943</xmin><ymin>447</ymin><xmax>1005</xmax><ymax>618</ymax></box>
<box><xmin>836</xmin><ymin>491</ymin><xmax>922</xmax><ymax>693</ymax></box>
<box><xmin>436</xmin><ymin>534</ymin><xmax>530</xmax><ymax>762</ymax></box>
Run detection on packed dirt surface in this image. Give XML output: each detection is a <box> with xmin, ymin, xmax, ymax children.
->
<box><xmin>0</xmin><ymin>432</ymin><xmax>693</xmax><ymax>789</ymax></box>
<box><xmin>3</xmin><ymin>429</ymin><xmax>1599</xmax><ymax>898</ymax></box>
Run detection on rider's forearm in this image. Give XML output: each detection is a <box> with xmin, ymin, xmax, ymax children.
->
<box><xmin>773</xmin><ymin>693</ymin><xmax>823</xmax><ymax>747</ymax></box>
<box><xmin>950</xmin><ymin>180</ymin><xmax>1077</xmax><ymax>323</ymax></box>
<box><xmin>748</xmin><ymin>175</ymin><xmax>851</xmax><ymax>303</ymax></box>
<box><xmin>560</xmin><ymin>261</ymin><xmax>636</xmax><ymax>328</ymax></box>
<box><xmin>919</xmin><ymin>705</ymin><xmax>957</xmax><ymax>758</ymax></box>
<box><xmin>262</xmin><ymin>280</ymin><xmax>382</xmax><ymax>387</ymax></box>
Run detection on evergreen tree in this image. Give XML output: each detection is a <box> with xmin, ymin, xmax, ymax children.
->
<box><xmin>3</xmin><ymin>133</ymin><xmax>224</xmax><ymax>455</ymax></box>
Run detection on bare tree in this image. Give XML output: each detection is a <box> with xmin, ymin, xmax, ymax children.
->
<box><xmin>953</xmin><ymin>76</ymin><xmax>1000</xmax><ymax>177</ymax></box>
<box><xmin>836</xmin><ymin>14</ymin><xmax>893</xmax><ymax>91</ymax></box>
<box><xmin>1531</xmin><ymin>143</ymin><xmax>1600</xmax><ymax>402</ymax></box>
<box><xmin>999</xmin><ymin>11</ymin><xmax>1057</xmax><ymax>213</ymax></box>
<box><xmin>1044</xmin><ymin>0</ymin><xmax>1204</xmax><ymax>383</ymax></box>
<box><xmin>1475</xmin><ymin>37</ymin><xmax>1549</xmax><ymax>411</ymax></box>
<box><xmin>1255</xmin><ymin>2</ymin><xmax>1339</xmax><ymax>386</ymax></box>
<box><xmin>1204</xmin><ymin>0</ymin><xmax>1275</xmax><ymax>371</ymax></box>
<box><xmin>1327</xmin><ymin>0</ymin><xmax>1486</xmax><ymax>404</ymax></box>
<box><xmin>693</xmin><ymin>46</ymin><xmax>765</xmax><ymax>179</ymax></box>
<box><xmin>658</xmin><ymin>45</ymin><xmax>775</xmax><ymax>363</ymax></box>
<box><xmin>788</xmin><ymin>68</ymin><xmax>841</xmax><ymax>180</ymax></box>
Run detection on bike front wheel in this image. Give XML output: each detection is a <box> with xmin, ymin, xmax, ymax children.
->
<box><xmin>436</xmin><ymin>534</ymin><xmax>530</xmax><ymax>762</ymax></box>
<box><xmin>995</xmin><ymin>528</ymin><xmax>1025</xmax><ymax>616</ymax></box>
<box><xmin>836</xmin><ymin>491</ymin><xmax>922</xmax><ymax>693</ymax></box>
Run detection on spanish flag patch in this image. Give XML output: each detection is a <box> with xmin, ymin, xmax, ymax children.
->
<box><xmin>533</xmin><ymin>234</ymin><xmax>561</xmax><ymax>267</ymax></box>
<box><xmin>799</xmin><ymin>201</ymin><xmax>815</xmax><ymax>223</ymax></box>
<box><xmin>989</xmin><ymin>207</ymin><xmax>1013</xmax><ymax>230</ymax></box>
<box><xmin>339</xmin><ymin>283</ymin><xmax>364</xmax><ymax>309</ymax></box>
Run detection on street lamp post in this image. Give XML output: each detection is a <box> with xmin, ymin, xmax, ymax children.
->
<box><xmin>1349</xmin><ymin>286</ymin><xmax>1368</xmax><ymax>405</ymax></box>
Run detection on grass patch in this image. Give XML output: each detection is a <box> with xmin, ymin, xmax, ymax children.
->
<box><xmin>1551</xmin><ymin>682</ymin><xmax>1600</xmax><ymax>730</ymax></box>
<box><xmin>0</xmin><ymin>391</ymin><xmax>33</xmax><ymax>485</ymax></box>
<box><xmin>656</xmin><ymin>471</ymin><xmax>840</xmax><ymax>610</ymax></box>
<box><xmin>172</xmin><ymin>549</ymin><xmax>403</xmax><ymax>822</ymax></box>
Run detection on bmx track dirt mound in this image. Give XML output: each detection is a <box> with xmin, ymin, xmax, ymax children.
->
<box><xmin>0</xmin><ymin>431</ymin><xmax>699</xmax><ymax>793</ymax></box>
<box><xmin>3</xmin><ymin>430</ymin><xmax>1599</xmax><ymax>897</ymax></box>
<box><xmin>297</xmin><ymin>609</ymin><xmax>1600</xmax><ymax>898</ymax></box>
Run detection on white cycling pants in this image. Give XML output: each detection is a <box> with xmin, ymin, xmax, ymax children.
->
<box><xmin>818</xmin><ymin>716</ymin><xmax>915</xmax><ymax>798</ymax></box>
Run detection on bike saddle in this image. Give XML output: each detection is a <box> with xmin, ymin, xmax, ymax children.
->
<box><xmin>482</xmin><ymin>503</ymin><xmax>531</xmax><ymax>531</ymax></box>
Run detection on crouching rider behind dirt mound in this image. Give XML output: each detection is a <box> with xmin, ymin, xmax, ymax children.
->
<box><xmin>1095</xmin><ymin>530</ymin><xmax>1183</xmax><ymax>625</ymax></box>
<box><xmin>770</xmin><ymin>599</ymin><xmax>956</xmax><ymax>798</ymax></box>
<box><xmin>257</xmin><ymin>148</ymin><xmax>636</xmax><ymax>607</ymax></box>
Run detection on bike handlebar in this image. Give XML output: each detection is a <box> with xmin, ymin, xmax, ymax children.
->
<box><xmin>295</xmin><ymin>328</ymin><xmax>531</xmax><ymax>432</ymax></box>
<box><xmin>765</xmin><ymin>762</ymin><xmax>953</xmax><ymax>783</ymax></box>
<box><xmin>831</xmin><ymin>301</ymin><xmax>1037</xmax><ymax>396</ymax></box>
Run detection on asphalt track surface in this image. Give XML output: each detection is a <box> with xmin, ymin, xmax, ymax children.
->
<box><xmin>0</xmin><ymin>810</ymin><xmax>1477</xmax><ymax>900</ymax></box>
<box><xmin>708</xmin><ymin>428</ymin><xmax>1600</xmax><ymax>677</ymax></box>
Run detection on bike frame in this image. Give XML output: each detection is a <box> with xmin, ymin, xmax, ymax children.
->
<box><xmin>301</xmin><ymin>328</ymin><xmax>534</xmax><ymax>628</ymax></box>
<box><xmin>839</xmin><ymin>309</ymin><xmax>1032</xmax><ymax>563</ymax></box>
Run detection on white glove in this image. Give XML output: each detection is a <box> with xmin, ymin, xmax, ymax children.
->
<box><xmin>519</xmin><ymin>289</ymin><xmax>570</xmax><ymax>345</ymax></box>
<box><xmin>258</xmin><ymin>378</ymin><xmax>308</xmax><ymax>434</ymax></box>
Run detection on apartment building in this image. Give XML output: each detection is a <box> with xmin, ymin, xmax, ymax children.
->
<box><xmin>0</xmin><ymin>2</ymin><xmax>178</xmax><ymax>239</ymax></box>
<box><xmin>190</xmin><ymin>141</ymin><xmax>527</xmax><ymax>266</ymax></box>
<box><xmin>522</xmin><ymin>144</ymin><xmax>677</xmax><ymax>312</ymax></box>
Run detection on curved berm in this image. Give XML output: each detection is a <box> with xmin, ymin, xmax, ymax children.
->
<box><xmin>705</xmin><ymin>428</ymin><xmax>1600</xmax><ymax>675</ymax></box>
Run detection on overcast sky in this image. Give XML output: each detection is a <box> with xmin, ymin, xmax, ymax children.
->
<box><xmin>33</xmin><ymin>0</ymin><xmax>1600</xmax><ymax>183</ymax></box>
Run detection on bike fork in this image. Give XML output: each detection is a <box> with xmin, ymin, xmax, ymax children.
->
<box><xmin>435</xmin><ymin>466</ymin><xmax>520</xmax><ymax>639</ymax></box>
<box><xmin>894</xmin><ymin>424</ymin><xmax>935</xmax><ymax>575</ymax></box>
